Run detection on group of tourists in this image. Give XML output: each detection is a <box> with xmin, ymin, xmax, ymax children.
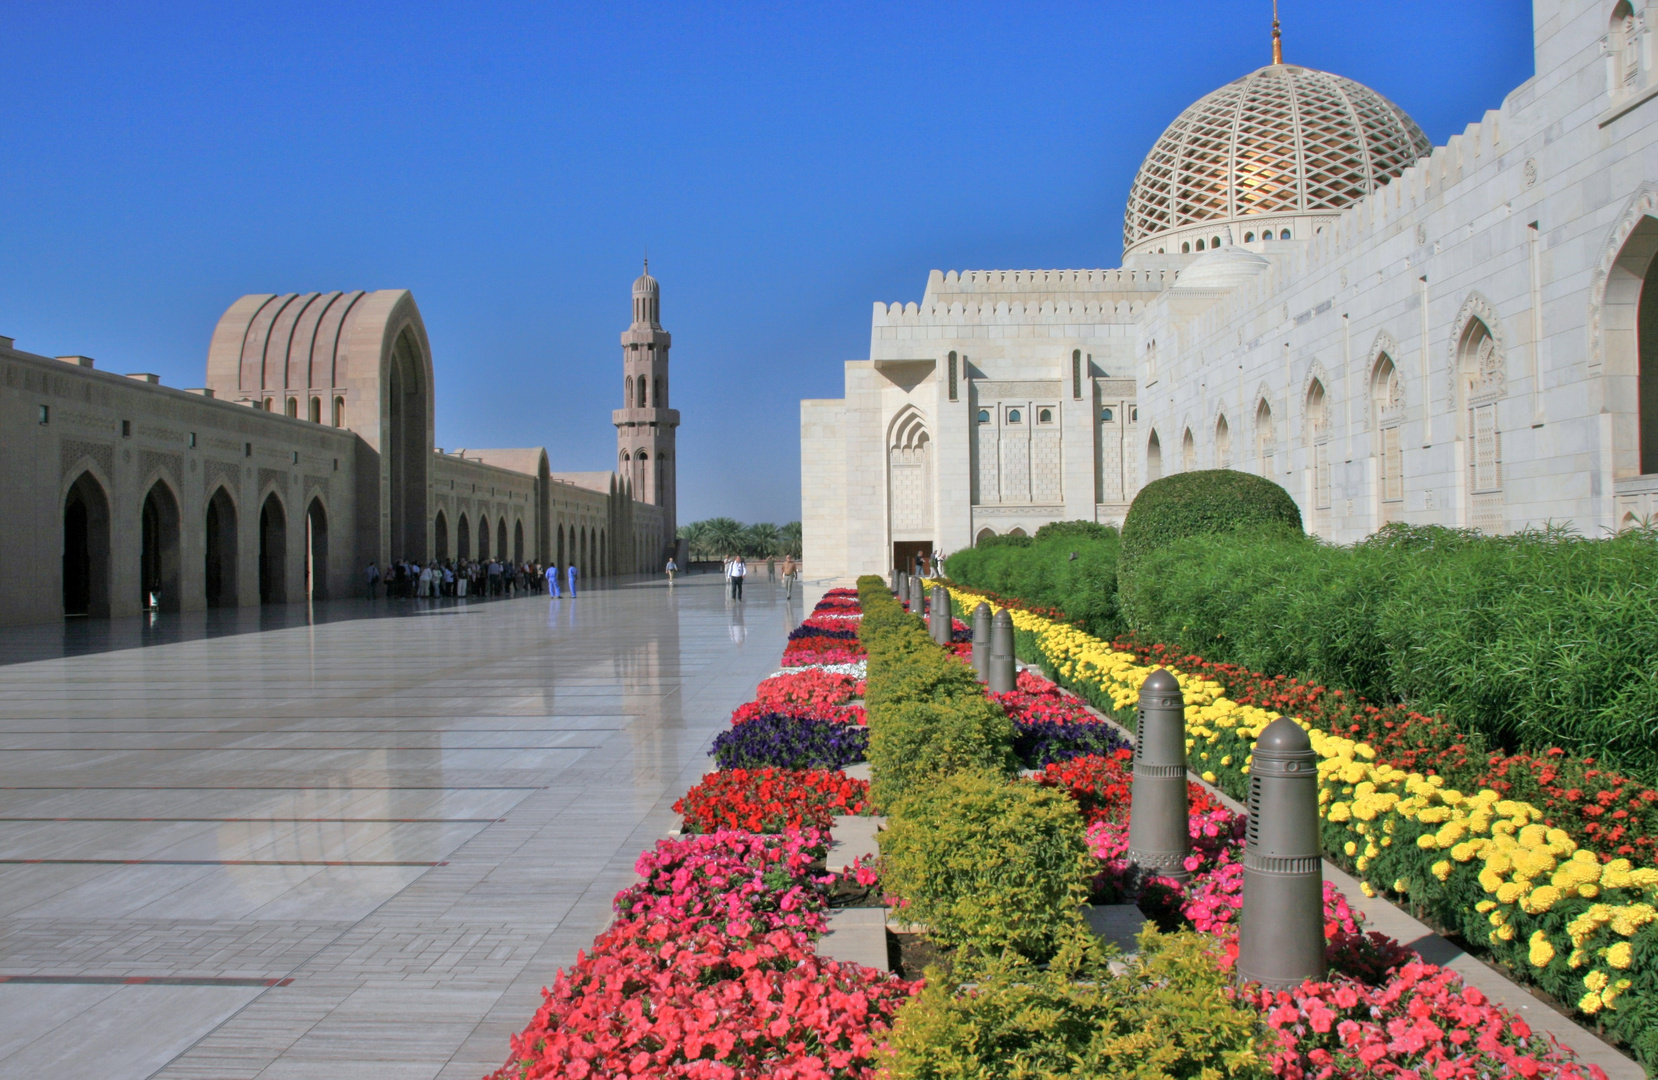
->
<box><xmin>711</xmin><ymin>553</ymin><xmax>798</xmax><ymax>600</ymax></box>
<box><xmin>364</xmin><ymin>559</ymin><xmax>580</xmax><ymax>600</ymax></box>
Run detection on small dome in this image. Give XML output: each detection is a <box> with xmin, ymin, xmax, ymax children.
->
<box><xmin>1142</xmin><ymin>669</ymin><xmax>1180</xmax><ymax>694</ymax></box>
<box><xmin>1254</xmin><ymin>716</ymin><xmax>1312</xmax><ymax>755</ymax></box>
<box><xmin>633</xmin><ymin>259</ymin><xmax>659</xmax><ymax>297</ymax></box>
<box><xmin>1173</xmin><ymin>244</ymin><xmax>1271</xmax><ymax>290</ymax></box>
<box><xmin>1124</xmin><ymin>64</ymin><xmax>1430</xmax><ymax>255</ymax></box>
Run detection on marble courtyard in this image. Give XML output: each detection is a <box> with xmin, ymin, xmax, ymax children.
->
<box><xmin>0</xmin><ymin>574</ymin><xmax>803</xmax><ymax>1079</ymax></box>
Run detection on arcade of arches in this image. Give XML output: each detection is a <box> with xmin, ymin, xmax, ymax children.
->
<box><xmin>1</xmin><ymin>273</ymin><xmax>679</xmax><ymax>626</ymax></box>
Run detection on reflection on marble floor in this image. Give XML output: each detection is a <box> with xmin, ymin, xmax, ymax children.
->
<box><xmin>0</xmin><ymin>572</ymin><xmax>814</xmax><ymax>1079</ymax></box>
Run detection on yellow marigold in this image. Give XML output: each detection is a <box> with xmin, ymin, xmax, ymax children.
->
<box><xmin>1360</xmin><ymin>881</ymin><xmax>1375</xmax><ymax>898</ymax></box>
<box><xmin>1569</xmin><ymin>947</ymin><xmax>1588</xmax><ymax>968</ymax></box>
<box><xmin>1201</xmin><ymin>770</ymin><xmax>1217</xmax><ymax>783</ymax></box>
<box><xmin>1432</xmin><ymin>860</ymin><xmax>1452</xmax><ymax>882</ymax></box>
<box><xmin>1606</xmin><ymin>942</ymin><xmax>1634</xmax><ymax>969</ymax></box>
<box><xmin>1220</xmin><ymin>755</ymin><xmax>1232</xmax><ymax>767</ymax></box>
<box><xmin>1610</xmin><ymin>904</ymin><xmax>1657</xmax><ymax>937</ymax></box>
<box><xmin>1475</xmin><ymin>900</ymin><xmax>1497</xmax><ymax>913</ymax></box>
<box><xmin>1521</xmin><ymin>885</ymin><xmax>1563</xmax><ymax>914</ymax></box>
<box><xmin>1585</xmin><ymin>969</ymin><xmax>1609</xmax><ymax>992</ymax></box>
<box><xmin>1579</xmin><ymin>991</ymin><xmax>1604</xmax><ymax>1015</ymax></box>
<box><xmin>1579</xmin><ymin>884</ymin><xmax>1600</xmax><ymax>899</ymax></box>
<box><xmin>1529</xmin><ymin>930</ymin><xmax>1556</xmax><ymax>968</ymax></box>
<box><xmin>1451</xmin><ymin>842</ymin><xmax>1479</xmax><ymax>864</ymax></box>
<box><xmin>1478</xmin><ymin>869</ymin><xmax>1505</xmax><ymax>894</ymax></box>
<box><xmin>1344</xmin><ymin>841</ymin><xmax>1358</xmax><ymax>857</ymax></box>
<box><xmin>1495</xmin><ymin>923</ymin><xmax>1516</xmax><ymax>942</ymax></box>
<box><xmin>1416</xmin><ymin>833</ymin><xmax>1438</xmax><ymax>851</ymax></box>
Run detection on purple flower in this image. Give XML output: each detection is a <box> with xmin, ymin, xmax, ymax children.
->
<box><xmin>711</xmin><ymin>714</ymin><xmax>869</xmax><ymax>771</ymax></box>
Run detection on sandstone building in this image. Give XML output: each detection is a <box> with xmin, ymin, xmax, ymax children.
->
<box><xmin>0</xmin><ymin>268</ymin><xmax>678</xmax><ymax>626</ymax></box>
<box><xmin>804</xmin><ymin>1</ymin><xmax>1658</xmax><ymax>576</ymax></box>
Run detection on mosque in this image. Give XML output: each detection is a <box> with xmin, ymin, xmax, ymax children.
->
<box><xmin>0</xmin><ymin>266</ymin><xmax>679</xmax><ymax>626</ymax></box>
<box><xmin>803</xmin><ymin>0</ymin><xmax>1658</xmax><ymax>577</ymax></box>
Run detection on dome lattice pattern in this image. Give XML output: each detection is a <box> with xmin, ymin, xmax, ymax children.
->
<box><xmin>1124</xmin><ymin>64</ymin><xmax>1430</xmax><ymax>252</ymax></box>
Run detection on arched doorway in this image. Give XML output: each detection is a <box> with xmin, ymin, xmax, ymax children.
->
<box><xmin>259</xmin><ymin>493</ymin><xmax>287</xmax><ymax>605</ymax></box>
<box><xmin>1146</xmin><ymin>430</ymin><xmax>1163</xmax><ymax>482</ymax></box>
<box><xmin>63</xmin><ymin>472</ymin><xmax>110</xmax><ymax>618</ymax></box>
<box><xmin>205</xmin><ymin>487</ymin><xmax>238</xmax><ymax>608</ymax></box>
<box><xmin>434</xmin><ymin>511</ymin><xmax>449</xmax><ymax>562</ymax></box>
<box><xmin>386</xmin><ymin>329</ymin><xmax>429</xmax><ymax>561</ymax></box>
<box><xmin>496</xmin><ymin>518</ymin><xmax>507</xmax><ymax>564</ymax></box>
<box><xmin>513</xmin><ymin>519</ymin><xmax>524</xmax><ymax>564</ymax></box>
<box><xmin>457</xmin><ymin>513</ymin><xmax>471</xmax><ymax>560</ymax></box>
<box><xmin>140</xmin><ymin>480</ymin><xmax>182</xmax><ymax>612</ymax></box>
<box><xmin>478</xmin><ymin>516</ymin><xmax>490</xmax><ymax>560</ymax></box>
<box><xmin>305</xmin><ymin>498</ymin><xmax>328</xmax><ymax>600</ymax></box>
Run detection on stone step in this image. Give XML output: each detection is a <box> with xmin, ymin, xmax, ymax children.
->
<box><xmin>828</xmin><ymin>813</ymin><xmax>884</xmax><ymax>872</ymax></box>
<box><xmin>820</xmin><ymin>907</ymin><xmax>889</xmax><ymax>971</ymax></box>
<box><xmin>842</xmin><ymin>760</ymin><xmax>871</xmax><ymax>783</ymax></box>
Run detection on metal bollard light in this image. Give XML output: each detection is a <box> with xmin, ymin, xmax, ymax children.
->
<box><xmin>1238</xmin><ymin>716</ymin><xmax>1328</xmax><ymax>990</ymax></box>
<box><xmin>930</xmin><ymin>585</ymin><xmax>953</xmax><ymax>645</ymax></box>
<box><xmin>890</xmin><ymin>568</ymin><xmax>899</xmax><ymax>594</ymax></box>
<box><xmin>1126</xmin><ymin>669</ymin><xmax>1192</xmax><ymax>883</ymax></box>
<box><xmin>988</xmin><ymin>609</ymin><xmax>1016</xmax><ymax>693</ymax></box>
<box><xmin>909</xmin><ymin>576</ymin><xmax>925</xmax><ymax>620</ymax></box>
<box><xmin>971</xmin><ymin>602</ymin><xmax>992</xmax><ymax>682</ymax></box>
<box><xmin>896</xmin><ymin>571</ymin><xmax>908</xmax><ymax>602</ymax></box>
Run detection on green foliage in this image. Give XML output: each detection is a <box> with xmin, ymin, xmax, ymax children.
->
<box><xmin>1117</xmin><ymin>470</ymin><xmax>1301</xmax><ymax>626</ymax></box>
<box><xmin>868</xmin><ymin>699</ymin><xmax>1018</xmax><ymax>807</ymax></box>
<box><xmin>677</xmin><ymin>517</ymin><xmax>803</xmax><ymax>558</ymax></box>
<box><xmin>882</xmin><ymin>925</ymin><xmax>1267</xmax><ymax>1079</ymax></box>
<box><xmin>976</xmin><ymin>533</ymin><xmax>1033</xmax><ymax>549</ymax></box>
<box><xmin>1115</xmin><ymin>523</ymin><xmax>1658</xmax><ymax>778</ymax></box>
<box><xmin>945</xmin><ymin>529</ymin><xmax>1124</xmax><ymax>639</ymax></box>
<box><xmin>879</xmin><ymin>769</ymin><xmax>1089</xmax><ymax>960</ymax></box>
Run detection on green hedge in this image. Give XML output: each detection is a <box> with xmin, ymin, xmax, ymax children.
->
<box><xmin>944</xmin><ymin>525</ymin><xmax>1124</xmax><ymax>639</ymax></box>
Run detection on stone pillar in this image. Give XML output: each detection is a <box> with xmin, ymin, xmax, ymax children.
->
<box><xmin>1238</xmin><ymin>716</ymin><xmax>1327</xmax><ymax>989</ymax></box>
<box><xmin>988</xmin><ymin>609</ymin><xmax>1015</xmax><ymax>693</ymax></box>
<box><xmin>1125</xmin><ymin>669</ymin><xmax>1191</xmax><ymax>883</ymax></box>
<box><xmin>897</xmin><ymin>571</ymin><xmax>908</xmax><ymax>605</ymax></box>
<box><xmin>971</xmin><ymin>602</ymin><xmax>991</xmax><ymax>682</ymax></box>
<box><xmin>890</xmin><ymin>568</ymin><xmax>899</xmax><ymax>594</ymax></box>
<box><xmin>929</xmin><ymin>585</ymin><xmax>952</xmax><ymax>645</ymax></box>
<box><xmin>909</xmin><ymin>576</ymin><xmax>924</xmax><ymax>618</ymax></box>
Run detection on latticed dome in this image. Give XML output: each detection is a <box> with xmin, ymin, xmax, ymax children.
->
<box><xmin>1123</xmin><ymin>64</ymin><xmax>1430</xmax><ymax>255</ymax></box>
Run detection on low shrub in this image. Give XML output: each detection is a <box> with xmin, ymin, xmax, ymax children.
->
<box><xmin>878</xmin><ymin>768</ymin><xmax>1089</xmax><ymax>960</ymax></box>
<box><xmin>868</xmin><ymin>698</ymin><xmax>1018</xmax><ymax>807</ymax></box>
<box><xmin>710</xmin><ymin>713</ymin><xmax>869</xmax><ymax>770</ymax></box>
<box><xmin>945</xmin><ymin>528</ymin><xmax>1123</xmax><ymax>638</ymax></box>
<box><xmin>881</xmin><ymin>925</ymin><xmax>1267</xmax><ymax>1080</ymax></box>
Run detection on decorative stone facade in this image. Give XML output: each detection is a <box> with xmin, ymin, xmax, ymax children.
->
<box><xmin>804</xmin><ymin>2</ymin><xmax>1658</xmax><ymax>579</ymax></box>
<box><xmin>0</xmin><ymin>275</ymin><xmax>676</xmax><ymax>626</ymax></box>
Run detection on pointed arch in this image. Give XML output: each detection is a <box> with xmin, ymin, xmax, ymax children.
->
<box><xmin>1214</xmin><ymin>411</ymin><xmax>1232</xmax><ymax>468</ymax></box>
<box><xmin>1181</xmin><ymin>427</ymin><xmax>1196</xmax><ymax>472</ymax></box>
<box><xmin>1146</xmin><ymin>429</ymin><xmax>1163</xmax><ymax>482</ymax></box>
<box><xmin>63</xmin><ymin>471</ymin><xmax>111</xmax><ymax>618</ymax></box>
<box><xmin>887</xmin><ymin>404</ymin><xmax>932</xmax><ymax>542</ymax></box>
<box><xmin>1593</xmin><ymin>187</ymin><xmax>1658</xmax><ymax>478</ymax></box>
<box><xmin>205</xmin><ymin>486</ymin><xmax>238</xmax><ymax>608</ymax></box>
<box><xmin>457</xmin><ymin>512</ymin><xmax>471</xmax><ymax>560</ymax></box>
<box><xmin>140</xmin><ymin>478</ymin><xmax>182</xmax><ymax>612</ymax></box>
<box><xmin>305</xmin><ymin>497</ymin><xmax>329</xmax><ymax>600</ymax></box>
<box><xmin>258</xmin><ymin>491</ymin><xmax>288</xmax><ymax>605</ymax></box>
<box><xmin>1254</xmin><ymin>395</ymin><xmax>1276</xmax><ymax>475</ymax></box>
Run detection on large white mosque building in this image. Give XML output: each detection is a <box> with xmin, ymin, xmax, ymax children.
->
<box><xmin>803</xmin><ymin>0</ymin><xmax>1658</xmax><ymax>576</ymax></box>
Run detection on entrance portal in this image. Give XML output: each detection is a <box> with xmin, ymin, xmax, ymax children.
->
<box><xmin>63</xmin><ymin>472</ymin><xmax>111</xmax><ymax>618</ymax></box>
<box><xmin>892</xmin><ymin>540</ymin><xmax>932</xmax><ymax>576</ymax></box>
<box><xmin>205</xmin><ymin>487</ymin><xmax>237</xmax><ymax>608</ymax></box>
<box><xmin>306</xmin><ymin>498</ymin><xmax>328</xmax><ymax>600</ymax></box>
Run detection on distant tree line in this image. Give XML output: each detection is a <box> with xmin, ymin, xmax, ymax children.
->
<box><xmin>677</xmin><ymin>519</ymin><xmax>803</xmax><ymax>560</ymax></box>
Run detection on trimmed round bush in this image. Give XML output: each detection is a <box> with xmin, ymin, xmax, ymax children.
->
<box><xmin>868</xmin><ymin>698</ymin><xmax>1017</xmax><ymax>808</ymax></box>
<box><xmin>1118</xmin><ymin>469</ymin><xmax>1302</xmax><ymax>626</ymax></box>
<box><xmin>879</xmin><ymin>768</ymin><xmax>1088</xmax><ymax>959</ymax></box>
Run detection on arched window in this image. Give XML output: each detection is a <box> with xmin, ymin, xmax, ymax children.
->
<box><xmin>1146</xmin><ymin>430</ymin><xmax>1162</xmax><ymax>482</ymax></box>
<box><xmin>1181</xmin><ymin>241</ymin><xmax>1191</xmax><ymax>253</ymax></box>
<box><xmin>975</xmin><ymin>528</ymin><xmax>996</xmax><ymax>546</ymax></box>
<box><xmin>1211</xmin><ymin>236</ymin><xmax>1221</xmax><ymax>249</ymax></box>
<box><xmin>1372</xmin><ymin>354</ymin><xmax>1405</xmax><ymax>502</ymax></box>
<box><xmin>1215</xmin><ymin>413</ymin><xmax>1231</xmax><ymax>468</ymax></box>
<box><xmin>263</xmin><ymin>398</ymin><xmax>273</xmax><ymax>412</ymax></box>
<box><xmin>1458</xmin><ymin>318</ymin><xmax>1504</xmax><ymax>494</ymax></box>
<box><xmin>308</xmin><ymin>397</ymin><xmax>321</xmax><ymax>423</ymax></box>
<box><xmin>1101</xmin><ymin>407</ymin><xmax>1114</xmax><ymax>422</ymax></box>
<box><xmin>1306</xmin><ymin>379</ymin><xmax>1331</xmax><ymax>509</ymax></box>
<box><xmin>638</xmin><ymin>377</ymin><xmax>647</xmax><ymax>408</ymax></box>
<box><xmin>977</xmin><ymin>409</ymin><xmax>990</xmax><ymax>423</ymax></box>
<box><xmin>1195</xmin><ymin>239</ymin><xmax>1205</xmax><ymax>252</ymax></box>
<box><xmin>1037</xmin><ymin>408</ymin><xmax>1053</xmax><ymax>423</ymax></box>
<box><xmin>1614</xmin><ymin>1</ymin><xmax>1641</xmax><ymax>89</ymax></box>
<box><xmin>1280</xmin><ymin>228</ymin><xmax>1292</xmax><ymax>240</ymax></box>
<box><xmin>625</xmin><ymin>376</ymin><xmax>633</xmax><ymax>407</ymax></box>
<box><xmin>1256</xmin><ymin>398</ymin><xmax>1275</xmax><ymax>474</ymax></box>
<box><xmin>1244</xmin><ymin>231</ymin><xmax>1255</xmax><ymax>243</ymax></box>
<box><xmin>285</xmin><ymin>398</ymin><xmax>298</xmax><ymax>418</ymax></box>
<box><xmin>1262</xmin><ymin>230</ymin><xmax>1275</xmax><ymax>241</ymax></box>
<box><xmin>1007</xmin><ymin>409</ymin><xmax>1022</xmax><ymax>424</ymax></box>
<box><xmin>333</xmin><ymin>396</ymin><xmax>345</xmax><ymax>427</ymax></box>
<box><xmin>1181</xmin><ymin>427</ymin><xmax>1196</xmax><ymax>471</ymax></box>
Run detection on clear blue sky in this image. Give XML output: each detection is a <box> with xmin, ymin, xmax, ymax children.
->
<box><xmin>0</xmin><ymin>2</ymin><xmax>1533</xmax><ymax>525</ymax></box>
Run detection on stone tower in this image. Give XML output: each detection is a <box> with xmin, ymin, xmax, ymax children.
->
<box><xmin>613</xmin><ymin>261</ymin><xmax>679</xmax><ymax>532</ymax></box>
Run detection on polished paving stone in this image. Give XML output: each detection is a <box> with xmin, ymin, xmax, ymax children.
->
<box><xmin>0</xmin><ymin>572</ymin><xmax>813</xmax><ymax>1079</ymax></box>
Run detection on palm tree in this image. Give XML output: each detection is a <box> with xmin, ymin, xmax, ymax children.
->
<box><xmin>780</xmin><ymin>521</ymin><xmax>803</xmax><ymax>558</ymax></box>
<box><xmin>676</xmin><ymin>520</ymin><xmax>710</xmax><ymax>560</ymax></box>
<box><xmin>742</xmin><ymin>522</ymin><xmax>780</xmax><ymax>559</ymax></box>
<box><xmin>702</xmin><ymin>517</ymin><xmax>743</xmax><ymax>560</ymax></box>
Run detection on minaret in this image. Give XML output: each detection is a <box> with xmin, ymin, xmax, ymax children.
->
<box><xmin>613</xmin><ymin>260</ymin><xmax>680</xmax><ymax>533</ymax></box>
<box><xmin>1271</xmin><ymin>0</ymin><xmax>1283</xmax><ymax>64</ymax></box>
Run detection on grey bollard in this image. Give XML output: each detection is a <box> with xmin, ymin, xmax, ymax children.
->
<box><xmin>971</xmin><ymin>602</ymin><xmax>992</xmax><ymax>682</ymax></box>
<box><xmin>890</xmin><ymin>568</ymin><xmax>899</xmax><ymax>594</ymax></box>
<box><xmin>909</xmin><ymin>576</ymin><xmax>925</xmax><ymax>619</ymax></box>
<box><xmin>1238</xmin><ymin>716</ymin><xmax>1328</xmax><ymax>990</ymax></box>
<box><xmin>896</xmin><ymin>571</ymin><xmax>908</xmax><ymax>604</ymax></box>
<box><xmin>1126</xmin><ymin>669</ymin><xmax>1192</xmax><ymax>883</ymax></box>
<box><xmin>988</xmin><ymin>609</ymin><xmax>1016</xmax><ymax>693</ymax></box>
<box><xmin>930</xmin><ymin>585</ymin><xmax>953</xmax><ymax>646</ymax></box>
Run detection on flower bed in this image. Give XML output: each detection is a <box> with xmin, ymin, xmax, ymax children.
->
<box><xmin>947</xmin><ymin>582</ymin><xmax>1658</xmax><ymax>1071</ymax></box>
<box><xmin>710</xmin><ymin>712</ymin><xmax>869</xmax><ymax>771</ymax></box>
<box><xmin>674</xmin><ymin>767</ymin><xmax>871</xmax><ymax>834</ymax></box>
<box><xmin>755</xmin><ymin>669</ymin><xmax>864</xmax><ymax>708</ymax></box>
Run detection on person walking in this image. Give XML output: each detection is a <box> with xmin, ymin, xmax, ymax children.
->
<box><xmin>665</xmin><ymin>556</ymin><xmax>677</xmax><ymax>584</ymax></box>
<box><xmin>417</xmin><ymin>563</ymin><xmax>433</xmax><ymax>598</ymax></box>
<box><xmin>545</xmin><ymin>562</ymin><xmax>560</xmax><ymax>596</ymax></box>
<box><xmin>781</xmin><ymin>554</ymin><xmax>796</xmax><ymax>599</ymax></box>
<box><xmin>767</xmin><ymin>555</ymin><xmax>776</xmax><ymax>582</ymax></box>
<box><xmin>729</xmin><ymin>554</ymin><xmax>747</xmax><ymax>601</ymax></box>
<box><xmin>365</xmin><ymin>561</ymin><xmax>380</xmax><ymax>600</ymax></box>
<box><xmin>566</xmin><ymin>562</ymin><xmax>579</xmax><ymax>597</ymax></box>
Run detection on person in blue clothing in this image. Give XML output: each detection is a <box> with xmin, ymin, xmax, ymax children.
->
<box><xmin>566</xmin><ymin>562</ymin><xmax>579</xmax><ymax>597</ymax></box>
<box><xmin>545</xmin><ymin>563</ymin><xmax>561</xmax><ymax>598</ymax></box>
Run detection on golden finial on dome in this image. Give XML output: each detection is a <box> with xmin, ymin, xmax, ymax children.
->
<box><xmin>1272</xmin><ymin>0</ymin><xmax>1283</xmax><ymax>64</ymax></box>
